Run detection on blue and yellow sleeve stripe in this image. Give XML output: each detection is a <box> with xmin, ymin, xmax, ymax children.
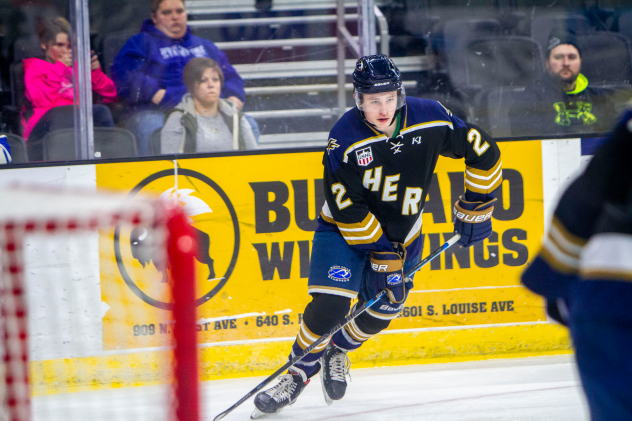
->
<box><xmin>541</xmin><ymin>217</ymin><xmax>587</xmax><ymax>274</ymax></box>
<box><xmin>465</xmin><ymin>159</ymin><xmax>503</xmax><ymax>195</ymax></box>
<box><xmin>320</xmin><ymin>204</ymin><xmax>384</xmax><ymax>246</ymax></box>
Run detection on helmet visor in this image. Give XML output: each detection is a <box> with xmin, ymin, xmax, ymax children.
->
<box><xmin>354</xmin><ymin>86</ymin><xmax>406</xmax><ymax>112</ymax></box>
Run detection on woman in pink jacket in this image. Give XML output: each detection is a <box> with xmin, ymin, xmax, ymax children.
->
<box><xmin>23</xmin><ymin>17</ymin><xmax>118</xmax><ymax>160</ymax></box>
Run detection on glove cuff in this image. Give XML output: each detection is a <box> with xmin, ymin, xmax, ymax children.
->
<box><xmin>454</xmin><ymin>197</ymin><xmax>496</xmax><ymax>223</ymax></box>
<box><xmin>370</xmin><ymin>251</ymin><xmax>404</xmax><ymax>272</ymax></box>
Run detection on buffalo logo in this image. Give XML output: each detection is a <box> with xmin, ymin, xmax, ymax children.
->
<box><xmin>114</xmin><ymin>169</ymin><xmax>239</xmax><ymax>310</ymax></box>
<box><xmin>386</xmin><ymin>273</ymin><xmax>402</xmax><ymax>285</ymax></box>
<box><xmin>130</xmin><ymin>189</ymin><xmax>216</xmax><ymax>281</ymax></box>
<box><xmin>328</xmin><ymin>266</ymin><xmax>352</xmax><ymax>282</ymax></box>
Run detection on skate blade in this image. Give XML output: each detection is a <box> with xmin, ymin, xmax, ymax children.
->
<box><xmin>251</xmin><ymin>407</ymin><xmax>282</xmax><ymax>419</ymax></box>
<box><xmin>319</xmin><ymin>368</ymin><xmax>333</xmax><ymax>406</ymax></box>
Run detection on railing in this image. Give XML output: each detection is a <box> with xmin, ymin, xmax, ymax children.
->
<box><xmin>251</xmin><ymin>80</ymin><xmax>420</xmax><ymax>148</ymax></box>
<box><xmin>190</xmin><ymin>12</ymin><xmax>381</xmax><ymax>52</ymax></box>
<box><xmin>185</xmin><ymin>0</ymin><xmax>386</xmax><ymax>14</ymax></box>
<box><xmin>336</xmin><ymin>0</ymin><xmax>387</xmax><ymax>117</ymax></box>
<box><xmin>215</xmin><ymin>36</ymin><xmax>376</xmax><ymax>50</ymax></box>
<box><xmin>234</xmin><ymin>57</ymin><xmax>429</xmax><ymax>79</ymax></box>
<box><xmin>184</xmin><ymin>0</ymin><xmax>425</xmax><ymax>148</ymax></box>
<box><xmin>245</xmin><ymin>79</ymin><xmax>417</xmax><ymax>119</ymax></box>
<box><xmin>188</xmin><ymin>14</ymin><xmax>359</xmax><ymax>28</ymax></box>
<box><xmin>245</xmin><ymin>80</ymin><xmax>418</xmax><ymax>95</ymax></box>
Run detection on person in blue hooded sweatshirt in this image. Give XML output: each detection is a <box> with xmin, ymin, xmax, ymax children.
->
<box><xmin>111</xmin><ymin>0</ymin><xmax>248</xmax><ymax>155</ymax></box>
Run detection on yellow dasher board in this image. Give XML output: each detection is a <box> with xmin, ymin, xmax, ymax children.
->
<box><xmin>96</xmin><ymin>140</ymin><xmax>544</xmax><ymax>351</ymax></box>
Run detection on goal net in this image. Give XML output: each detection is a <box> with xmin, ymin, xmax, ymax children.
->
<box><xmin>0</xmin><ymin>186</ymin><xmax>199</xmax><ymax>421</ymax></box>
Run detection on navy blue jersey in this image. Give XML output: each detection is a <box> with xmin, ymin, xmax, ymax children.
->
<box><xmin>318</xmin><ymin>97</ymin><xmax>502</xmax><ymax>259</ymax></box>
<box><xmin>522</xmin><ymin>109</ymin><xmax>632</xmax><ymax>301</ymax></box>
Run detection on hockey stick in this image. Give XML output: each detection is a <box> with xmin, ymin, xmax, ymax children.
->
<box><xmin>213</xmin><ymin>234</ymin><xmax>461</xmax><ymax>421</ymax></box>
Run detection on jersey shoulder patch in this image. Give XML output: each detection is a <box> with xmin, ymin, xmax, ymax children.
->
<box><xmin>327</xmin><ymin>110</ymin><xmax>384</xmax><ymax>165</ymax></box>
<box><xmin>325</xmin><ymin>137</ymin><xmax>341</xmax><ymax>155</ymax></box>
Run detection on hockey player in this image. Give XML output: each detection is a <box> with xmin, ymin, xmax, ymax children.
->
<box><xmin>251</xmin><ymin>54</ymin><xmax>502</xmax><ymax>418</ymax></box>
<box><xmin>522</xmin><ymin>111</ymin><xmax>632</xmax><ymax>420</ymax></box>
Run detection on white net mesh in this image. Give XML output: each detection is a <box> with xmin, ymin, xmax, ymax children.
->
<box><xmin>0</xmin><ymin>186</ymin><xmax>198</xmax><ymax>421</ymax></box>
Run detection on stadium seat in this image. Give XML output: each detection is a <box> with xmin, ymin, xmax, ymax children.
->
<box><xmin>464</xmin><ymin>36</ymin><xmax>545</xmax><ymax>127</ymax></box>
<box><xmin>577</xmin><ymin>32</ymin><xmax>632</xmax><ymax>86</ymax></box>
<box><xmin>442</xmin><ymin>18</ymin><xmax>502</xmax><ymax>98</ymax></box>
<box><xmin>530</xmin><ymin>13</ymin><xmax>592</xmax><ymax>52</ymax></box>
<box><xmin>151</xmin><ymin>128</ymin><xmax>162</xmax><ymax>155</ymax></box>
<box><xmin>1</xmin><ymin>133</ymin><xmax>28</xmax><ymax>163</ymax></box>
<box><xmin>12</xmin><ymin>36</ymin><xmax>43</xmax><ymax>62</ymax></box>
<box><xmin>2</xmin><ymin>62</ymin><xmax>30</xmax><ymax>135</ymax></box>
<box><xmin>41</xmin><ymin>127</ymin><xmax>138</xmax><ymax>161</ymax></box>
<box><xmin>484</xmin><ymin>87</ymin><xmax>526</xmax><ymax>138</ymax></box>
<box><xmin>617</xmin><ymin>10</ymin><xmax>632</xmax><ymax>42</ymax></box>
<box><xmin>466</xmin><ymin>36</ymin><xmax>545</xmax><ymax>92</ymax></box>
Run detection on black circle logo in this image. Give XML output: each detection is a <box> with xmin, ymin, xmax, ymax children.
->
<box><xmin>113</xmin><ymin>169</ymin><xmax>240</xmax><ymax>310</ymax></box>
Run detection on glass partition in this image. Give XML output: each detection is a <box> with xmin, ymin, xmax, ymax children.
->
<box><xmin>409</xmin><ymin>0</ymin><xmax>632</xmax><ymax>139</ymax></box>
<box><xmin>0</xmin><ymin>0</ymin><xmax>83</xmax><ymax>163</ymax></box>
<box><xmin>90</xmin><ymin>0</ymin><xmax>369</xmax><ymax>156</ymax></box>
<box><xmin>2</xmin><ymin>0</ymin><xmax>632</xmax><ymax>165</ymax></box>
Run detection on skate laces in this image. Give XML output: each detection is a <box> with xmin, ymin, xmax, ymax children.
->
<box><xmin>265</xmin><ymin>374</ymin><xmax>298</xmax><ymax>403</ymax></box>
<box><xmin>329</xmin><ymin>348</ymin><xmax>351</xmax><ymax>383</ymax></box>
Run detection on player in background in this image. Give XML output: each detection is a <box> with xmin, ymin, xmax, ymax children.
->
<box><xmin>251</xmin><ymin>54</ymin><xmax>502</xmax><ymax>419</ymax></box>
<box><xmin>521</xmin><ymin>111</ymin><xmax>632</xmax><ymax>420</ymax></box>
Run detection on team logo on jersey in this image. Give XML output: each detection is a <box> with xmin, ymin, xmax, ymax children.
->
<box><xmin>328</xmin><ymin>265</ymin><xmax>352</xmax><ymax>282</ymax></box>
<box><xmin>389</xmin><ymin>134</ymin><xmax>404</xmax><ymax>154</ymax></box>
<box><xmin>326</xmin><ymin>138</ymin><xmax>340</xmax><ymax>155</ymax></box>
<box><xmin>356</xmin><ymin>147</ymin><xmax>373</xmax><ymax>166</ymax></box>
<box><xmin>386</xmin><ymin>273</ymin><xmax>403</xmax><ymax>285</ymax></box>
<box><xmin>114</xmin><ymin>169</ymin><xmax>240</xmax><ymax>309</ymax></box>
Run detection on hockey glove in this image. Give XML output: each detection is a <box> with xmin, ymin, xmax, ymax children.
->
<box><xmin>453</xmin><ymin>196</ymin><xmax>496</xmax><ymax>248</ymax></box>
<box><xmin>369</xmin><ymin>244</ymin><xmax>407</xmax><ymax>304</ymax></box>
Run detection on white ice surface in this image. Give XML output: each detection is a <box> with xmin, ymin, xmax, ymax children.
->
<box><xmin>32</xmin><ymin>355</ymin><xmax>589</xmax><ymax>421</ymax></box>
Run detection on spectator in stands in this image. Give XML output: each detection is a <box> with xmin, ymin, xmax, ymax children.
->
<box><xmin>23</xmin><ymin>17</ymin><xmax>117</xmax><ymax>161</ymax></box>
<box><xmin>509</xmin><ymin>28</ymin><xmax>617</xmax><ymax>137</ymax></box>
<box><xmin>161</xmin><ymin>58</ymin><xmax>257</xmax><ymax>153</ymax></box>
<box><xmin>110</xmin><ymin>0</ymin><xmax>249</xmax><ymax>155</ymax></box>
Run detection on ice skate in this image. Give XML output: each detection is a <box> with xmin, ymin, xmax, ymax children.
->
<box><xmin>320</xmin><ymin>342</ymin><xmax>351</xmax><ymax>405</ymax></box>
<box><xmin>251</xmin><ymin>370</ymin><xmax>309</xmax><ymax>419</ymax></box>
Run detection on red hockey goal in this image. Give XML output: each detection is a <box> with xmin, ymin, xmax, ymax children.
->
<box><xmin>0</xmin><ymin>186</ymin><xmax>199</xmax><ymax>421</ymax></box>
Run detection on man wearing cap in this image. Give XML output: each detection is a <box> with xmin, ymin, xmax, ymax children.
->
<box><xmin>509</xmin><ymin>29</ymin><xmax>617</xmax><ymax>136</ymax></box>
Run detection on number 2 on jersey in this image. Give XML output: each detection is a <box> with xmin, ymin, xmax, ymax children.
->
<box><xmin>332</xmin><ymin>183</ymin><xmax>353</xmax><ymax>210</ymax></box>
<box><xmin>467</xmin><ymin>128</ymin><xmax>490</xmax><ymax>156</ymax></box>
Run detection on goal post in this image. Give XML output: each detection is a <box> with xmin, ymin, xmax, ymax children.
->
<box><xmin>0</xmin><ymin>186</ymin><xmax>199</xmax><ymax>421</ymax></box>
